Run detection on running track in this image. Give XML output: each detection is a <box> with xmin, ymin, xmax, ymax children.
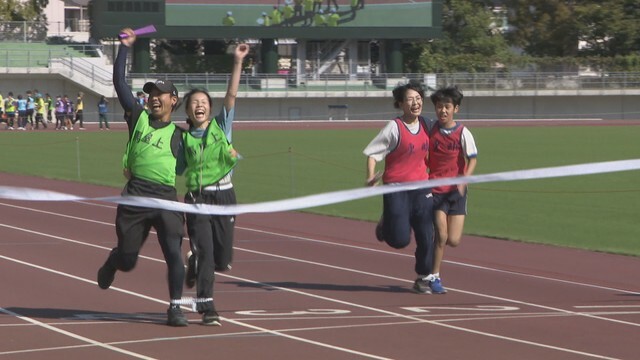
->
<box><xmin>1</xmin><ymin>122</ymin><xmax>640</xmax><ymax>359</ymax></box>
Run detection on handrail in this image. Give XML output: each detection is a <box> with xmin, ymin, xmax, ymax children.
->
<box><xmin>128</xmin><ymin>72</ymin><xmax>640</xmax><ymax>92</ymax></box>
<box><xmin>52</xmin><ymin>57</ymin><xmax>112</xmax><ymax>83</ymax></box>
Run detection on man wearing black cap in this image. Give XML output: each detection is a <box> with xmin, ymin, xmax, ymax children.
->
<box><xmin>96</xmin><ymin>27</ymin><xmax>188</xmax><ymax>327</ymax></box>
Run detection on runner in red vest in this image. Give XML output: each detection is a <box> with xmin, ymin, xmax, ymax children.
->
<box><xmin>363</xmin><ymin>81</ymin><xmax>435</xmax><ymax>294</ymax></box>
<box><xmin>427</xmin><ymin>86</ymin><xmax>478</xmax><ymax>294</ymax></box>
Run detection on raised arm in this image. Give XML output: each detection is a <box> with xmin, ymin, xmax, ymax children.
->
<box><xmin>113</xmin><ymin>28</ymin><xmax>137</xmax><ymax>118</ymax></box>
<box><xmin>216</xmin><ymin>44</ymin><xmax>249</xmax><ymax>139</ymax></box>
<box><xmin>223</xmin><ymin>43</ymin><xmax>249</xmax><ymax>112</ymax></box>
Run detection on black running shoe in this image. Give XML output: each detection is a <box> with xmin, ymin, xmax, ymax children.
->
<box><xmin>202</xmin><ymin>310</ymin><xmax>221</xmax><ymax>326</ymax></box>
<box><xmin>167</xmin><ymin>306</ymin><xmax>188</xmax><ymax>327</ymax></box>
<box><xmin>185</xmin><ymin>251</ymin><xmax>196</xmax><ymax>289</ymax></box>
<box><xmin>97</xmin><ymin>263</ymin><xmax>116</xmax><ymax>290</ymax></box>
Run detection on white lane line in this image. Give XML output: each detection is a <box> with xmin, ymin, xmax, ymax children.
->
<box><xmin>3</xmin><ymin>201</ymin><xmax>638</xmax><ymax>296</ymax></box>
<box><xmin>233</xmin><ymin>226</ymin><xmax>640</xmax><ymax>296</ymax></box>
<box><xmin>213</xmin><ymin>272</ymin><xmax>623</xmax><ymax>359</ymax></box>
<box><xmin>0</xmin><ymin>227</ymin><xmax>624</xmax><ymax>360</ymax></box>
<box><xmin>0</xmin><ymin>203</ymin><xmax>636</xmax><ymax>358</ymax></box>
<box><xmin>233</xmin><ymin>247</ymin><xmax>640</xmax><ymax>328</ymax></box>
<box><xmin>0</xmin><ymin>304</ymin><xmax>156</xmax><ymax>360</ymax></box>
<box><xmin>0</xmin><ymin>252</ymin><xmax>391</xmax><ymax>360</ymax></box>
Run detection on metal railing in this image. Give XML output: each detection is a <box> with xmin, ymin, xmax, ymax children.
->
<box><xmin>0</xmin><ymin>20</ymin><xmax>89</xmax><ymax>42</ymax></box>
<box><xmin>129</xmin><ymin>72</ymin><xmax>640</xmax><ymax>93</ymax></box>
<box><xmin>50</xmin><ymin>57</ymin><xmax>113</xmax><ymax>88</ymax></box>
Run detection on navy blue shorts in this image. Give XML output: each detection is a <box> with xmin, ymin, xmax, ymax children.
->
<box><xmin>433</xmin><ymin>190</ymin><xmax>467</xmax><ymax>216</ymax></box>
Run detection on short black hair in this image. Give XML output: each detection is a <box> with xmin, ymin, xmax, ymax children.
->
<box><xmin>430</xmin><ymin>86</ymin><xmax>463</xmax><ymax>107</ymax></box>
<box><xmin>392</xmin><ymin>80</ymin><xmax>425</xmax><ymax>109</ymax></box>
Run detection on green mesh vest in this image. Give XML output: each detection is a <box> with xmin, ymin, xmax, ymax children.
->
<box><xmin>183</xmin><ymin>119</ymin><xmax>237</xmax><ymax>192</ymax></box>
<box><xmin>122</xmin><ymin>112</ymin><xmax>177</xmax><ymax>186</ymax></box>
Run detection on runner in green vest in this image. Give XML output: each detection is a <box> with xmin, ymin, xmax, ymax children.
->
<box><xmin>97</xmin><ymin>27</ymin><xmax>189</xmax><ymax>327</ymax></box>
<box><xmin>180</xmin><ymin>43</ymin><xmax>249</xmax><ymax>326</ymax></box>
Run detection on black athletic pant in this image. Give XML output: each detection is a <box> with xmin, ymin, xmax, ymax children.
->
<box><xmin>74</xmin><ymin>110</ymin><xmax>83</xmax><ymax>127</ymax></box>
<box><xmin>185</xmin><ymin>187</ymin><xmax>236</xmax><ymax>313</ymax></box>
<box><xmin>106</xmin><ymin>204</ymin><xmax>185</xmax><ymax>300</ymax></box>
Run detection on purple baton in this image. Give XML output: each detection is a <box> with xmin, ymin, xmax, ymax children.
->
<box><xmin>119</xmin><ymin>25</ymin><xmax>157</xmax><ymax>39</ymax></box>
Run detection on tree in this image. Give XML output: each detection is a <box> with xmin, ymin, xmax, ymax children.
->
<box><xmin>574</xmin><ymin>0</ymin><xmax>640</xmax><ymax>56</ymax></box>
<box><xmin>505</xmin><ymin>0</ymin><xmax>578</xmax><ymax>57</ymax></box>
<box><xmin>0</xmin><ymin>0</ymin><xmax>49</xmax><ymax>41</ymax></box>
<box><xmin>405</xmin><ymin>0</ymin><xmax>511</xmax><ymax>73</ymax></box>
<box><xmin>0</xmin><ymin>0</ymin><xmax>48</xmax><ymax>20</ymax></box>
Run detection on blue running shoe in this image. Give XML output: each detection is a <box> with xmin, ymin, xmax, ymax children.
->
<box><xmin>429</xmin><ymin>278</ymin><xmax>447</xmax><ymax>294</ymax></box>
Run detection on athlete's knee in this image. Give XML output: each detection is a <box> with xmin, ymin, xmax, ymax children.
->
<box><xmin>436</xmin><ymin>231</ymin><xmax>448</xmax><ymax>247</ymax></box>
<box><xmin>385</xmin><ymin>235</ymin><xmax>410</xmax><ymax>249</ymax></box>
<box><xmin>447</xmin><ymin>236</ymin><xmax>461</xmax><ymax>248</ymax></box>
<box><xmin>116</xmin><ymin>253</ymin><xmax>139</xmax><ymax>271</ymax></box>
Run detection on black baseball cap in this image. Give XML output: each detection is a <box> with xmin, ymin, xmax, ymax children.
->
<box><xmin>143</xmin><ymin>79</ymin><xmax>178</xmax><ymax>97</ymax></box>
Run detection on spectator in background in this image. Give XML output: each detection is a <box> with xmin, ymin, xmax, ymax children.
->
<box><xmin>4</xmin><ymin>92</ymin><xmax>17</xmax><ymax>130</ymax></box>
<box><xmin>282</xmin><ymin>1</ymin><xmax>295</xmax><ymax>25</ymax></box>
<box><xmin>98</xmin><ymin>95</ymin><xmax>110</xmax><ymax>130</ymax></box>
<box><xmin>327</xmin><ymin>7</ymin><xmax>340</xmax><ymax>27</ymax></box>
<box><xmin>16</xmin><ymin>94</ymin><xmax>27</xmax><ymax>130</ymax></box>
<box><xmin>223</xmin><ymin>11</ymin><xmax>235</xmax><ymax>26</ymax></box>
<box><xmin>55</xmin><ymin>95</ymin><xmax>66</xmax><ymax>130</ymax></box>
<box><xmin>26</xmin><ymin>90</ymin><xmax>35</xmax><ymax>129</ymax></box>
<box><xmin>260</xmin><ymin>12</ymin><xmax>271</xmax><ymax>26</ymax></box>
<box><xmin>34</xmin><ymin>93</ymin><xmax>47</xmax><ymax>129</ymax></box>
<box><xmin>136</xmin><ymin>91</ymin><xmax>147</xmax><ymax>109</ymax></box>
<box><xmin>75</xmin><ymin>91</ymin><xmax>85</xmax><ymax>130</ymax></box>
<box><xmin>46</xmin><ymin>93</ymin><xmax>54</xmax><ymax>123</ymax></box>
<box><xmin>0</xmin><ymin>91</ymin><xmax>4</xmax><ymax>124</ymax></box>
<box><xmin>313</xmin><ymin>9</ymin><xmax>326</xmax><ymax>26</ymax></box>
<box><xmin>270</xmin><ymin>6</ymin><xmax>282</xmax><ymax>26</ymax></box>
<box><xmin>64</xmin><ymin>95</ymin><xmax>74</xmax><ymax>130</ymax></box>
<box><xmin>303</xmin><ymin>0</ymin><xmax>314</xmax><ymax>25</ymax></box>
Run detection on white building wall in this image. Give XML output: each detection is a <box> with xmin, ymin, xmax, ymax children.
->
<box><xmin>44</xmin><ymin>0</ymin><xmax>90</xmax><ymax>42</ymax></box>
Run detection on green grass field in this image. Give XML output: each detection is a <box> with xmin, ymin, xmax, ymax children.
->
<box><xmin>1</xmin><ymin>125</ymin><xmax>639</xmax><ymax>256</ymax></box>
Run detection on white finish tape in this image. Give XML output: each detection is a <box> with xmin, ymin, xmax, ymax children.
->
<box><xmin>1</xmin><ymin>159</ymin><xmax>639</xmax><ymax>215</ymax></box>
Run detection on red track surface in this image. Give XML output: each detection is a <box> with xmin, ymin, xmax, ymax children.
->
<box><xmin>1</xmin><ymin>170</ymin><xmax>639</xmax><ymax>359</ymax></box>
